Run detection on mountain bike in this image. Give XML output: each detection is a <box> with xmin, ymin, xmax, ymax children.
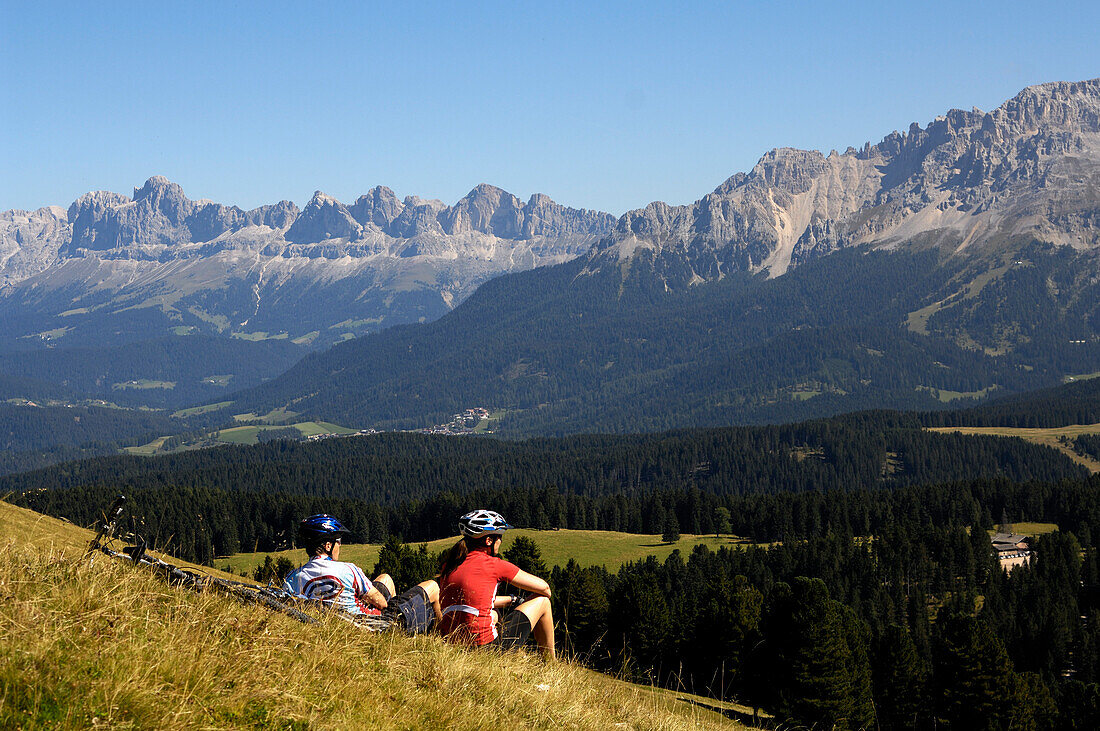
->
<box><xmin>87</xmin><ymin>494</ymin><xmax>317</xmax><ymax>624</ymax></box>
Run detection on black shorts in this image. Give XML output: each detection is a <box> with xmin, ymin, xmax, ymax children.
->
<box><xmin>382</xmin><ymin>585</ymin><xmax>434</xmax><ymax>634</ymax></box>
<box><xmin>490</xmin><ymin>609</ymin><xmax>533</xmax><ymax>650</ymax></box>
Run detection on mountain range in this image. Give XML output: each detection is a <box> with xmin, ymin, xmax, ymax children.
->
<box><xmin>0</xmin><ymin>179</ymin><xmax>614</xmax><ymax>350</ymax></box>
<box><xmin>225</xmin><ymin>78</ymin><xmax>1100</xmax><ymax>433</ymax></box>
<box><xmin>2</xmin><ymin>78</ymin><xmax>1100</xmax><ymax>433</ymax></box>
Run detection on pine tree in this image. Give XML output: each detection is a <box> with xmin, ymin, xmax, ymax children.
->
<box><xmin>873</xmin><ymin>624</ymin><xmax>928</xmax><ymax>730</ymax></box>
<box><xmin>757</xmin><ymin>578</ymin><xmax>874</xmax><ymax>731</ymax></box>
<box><xmin>715</xmin><ymin>506</ymin><xmax>732</xmax><ymax>538</ymax></box>
<box><xmin>932</xmin><ymin>611</ymin><xmax>1014</xmax><ymax>730</ymax></box>
<box><xmin>662</xmin><ymin>514</ymin><xmax>681</xmax><ymax>544</ymax></box>
<box><xmin>502</xmin><ymin>535</ymin><xmax>548</xmax><ymax>576</ymax></box>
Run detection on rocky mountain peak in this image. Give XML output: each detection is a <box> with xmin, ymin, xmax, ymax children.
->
<box><xmin>441</xmin><ymin>184</ymin><xmax>524</xmax><ymax>237</ymax></box>
<box><xmin>586</xmin><ymin>77</ymin><xmax>1100</xmax><ymax>288</ymax></box>
<box><xmin>133</xmin><ymin>175</ymin><xmax>183</xmax><ymax>200</ymax></box>
<box><xmin>992</xmin><ymin>79</ymin><xmax>1100</xmax><ymax>133</ymax></box>
<box><xmin>349</xmin><ymin>186</ymin><xmax>403</xmax><ymax>230</ymax></box>
<box><xmin>746</xmin><ymin>148</ymin><xmax>830</xmax><ymax>195</ymax></box>
<box><xmin>284</xmin><ymin>191</ymin><xmax>362</xmax><ymax>243</ymax></box>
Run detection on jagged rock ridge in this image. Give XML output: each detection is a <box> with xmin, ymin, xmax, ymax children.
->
<box><xmin>0</xmin><ymin>180</ymin><xmax>615</xmax><ymax>346</ymax></box>
<box><xmin>584</xmin><ymin>78</ymin><xmax>1100</xmax><ymax>288</ymax></box>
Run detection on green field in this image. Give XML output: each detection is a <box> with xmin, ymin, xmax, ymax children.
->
<box><xmin>170</xmin><ymin>325</ymin><xmax>196</xmax><ymax>335</ymax></box>
<box><xmin>231</xmin><ymin>330</ymin><xmax>289</xmax><ymax>341</ymax></box>
<box><xmin>292</xmin><ymin>330</ymin><xmax>319</xmax><ymax>345</ymax></box>
<box><xmin>123</xmin><ymin>436</ymin><xmax>172</xmax><ymax>456</ymax></box>
<box><xmin>214</xmin><ymin>420</ymin><xmax>357</xmax><ymax>446</ymax></box>
<box><xmin>200</xmin><ymin>374</ymin><xmax>233</xmax><ymax>386</ymax></box>
<box><xmin>329</xmin><ymin>317</ymin><xmax>383</xmax><ymax>330</ymax></box>
<box><xmin>112</xmin><ymin>379</ymin><xmax>176</xmax><ymax>391</ymax></box>
<box><xmin>993</xmin><ymin>522</ymin><xmax>1059</xmax><ymax>536</ymax></box>
<box><xmin>221</xmin><ymin>528</ymin><xmax>756</xmax><ymax>577</ymax></box>
<box><xmin>214</xmin><ymin>425</ymin><xmax>266</xmax><ymax>444</ymax></box>
<box><xmin>1064</xmin><ymin>371</ymin><xmax>1100</xmax><ymax>383</ymax></box>
<box><xmin>916</xmin><ymin>384</ymin><xmax>999</xmax><ymax>403</ymax></box>
<box><xmin>25</xmin><ymin>326</ymin><xmax>71</xmax><ymax>341</ymax></box>
<box><xmin>233</xmin><ymin>406</ymin><xmax>299</xmax><ymax>424</ymax></box>
<box><xmin>172</xmin><ymin>400</ymin><xmax>233</xmax><ymax>417</ymax></box>
<box><xmin>186</xmin><ymin>306</ymin><xmax>230</xmax><ymax>332</ymax></box>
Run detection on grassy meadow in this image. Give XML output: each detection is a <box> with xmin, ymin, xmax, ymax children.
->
<box><xmin>221</xmin><ymin>528</ymin><xmax>756</xmax><ymax>578</ymax></box>
<box><xmin>0</xmin><ymin>499</ymin><xmax>748</xmax><ymax>730</ymax></box>
<box><xmin>993</xmin><ymin>522</ymin><xmax>1059</xmax><ymax>536</ymax></box>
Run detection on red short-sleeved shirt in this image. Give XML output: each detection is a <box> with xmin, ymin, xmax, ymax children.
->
<box><xmin>439</xmin><ymin>550</ymin><xmax>520</xmax><ymax>645</ymax></box>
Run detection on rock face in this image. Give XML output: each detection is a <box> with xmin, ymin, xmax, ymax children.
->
<box><xmin>0</xmin><ymin>206</ymin><xmax>70</xmax><ymax>288</ymax></box>
<box><xmin>584</xmin><ymin>78</ymin><xmax>1100</xmax><ymax>288</ymax></box>
<box><xmin>0</xmin><ymin>178</ymin><xmax>615</xmax><ymax>347</ymax></box>
<box><xmin>65</xmin><ymin>177</ymin><xmax>302</xmax><ymax>253</ymax></box>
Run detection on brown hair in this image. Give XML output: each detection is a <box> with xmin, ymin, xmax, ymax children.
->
<box><xmin>438</xmin><ymin>534</ymin><xmax>500</xmax><ymax>580</ymax></box>
<box><xmin>438</xmin><ymin>538</ymin><xmax>470</xmax><ymax>580</ymax></box>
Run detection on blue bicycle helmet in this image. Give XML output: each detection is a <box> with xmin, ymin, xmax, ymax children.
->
<box><xmin>459</xmin><ymin>509</ymin><xmax>512</xmax><ymax>537</ymax></box>
<box><xmin>297</xmin><ymin>514</ymin><xmax>349</xmax><ymax>546</ymax></box>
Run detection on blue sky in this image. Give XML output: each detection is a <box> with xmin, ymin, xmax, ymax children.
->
<box><xmin>3</xmin><ymin>1</ymin><xmax>1098</xmax><ymax>215</ymax></box>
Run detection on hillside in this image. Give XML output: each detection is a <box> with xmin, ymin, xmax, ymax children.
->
<box><xmin>928</xmin><ymin>374</ymin><xmax>1100</xmax><ymax>428</ymax></box>
<box><xmin>228</xmin><ymin>243</ymin><xmax>1100</xmax><ymax>434</ymax></box>
<box><xmin>0</xmin><ymin>334</ymin><xmax>305</xmax><ymax>410</ymax></box>
<box><xmin>0</xmin><ymin>501</ymin><xmax>746</xmax><ymax>730</ymax></box>
<box><xmin>0</xmin><ymin>403</ymin><xmax>188</xmax><ymax>477</ymax></box>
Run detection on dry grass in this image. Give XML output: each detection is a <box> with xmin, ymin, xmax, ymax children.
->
<box><xmin>0</xmin><ymin>500</ymin><xmax>241</xmax><ymax>582</ymax></box>
<box><xmin>0</xmin><ymin>502</ymin><xmax>746</xmax><ymax>730</ymax></box>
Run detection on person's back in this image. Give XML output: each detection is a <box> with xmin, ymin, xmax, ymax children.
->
<box><xmin>282</xmin><ymin>513</ymin><xmax>441</xmax><ymax>632</ymax></box>
<box><xmin>439</xmin><ymin>547</ymin><xmax>521</xmax><ymax>643</ymax></box>
<box><xmin>438</xmin><ymin>509</ymin><xmax>556</xmax><ymax>658</ymax></box>
<box><xmin>283</xmin><ymin>554</ymin><xmax>382</xmax><ymax>616</ymax></box>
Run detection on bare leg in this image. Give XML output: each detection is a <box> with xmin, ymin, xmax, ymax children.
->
<box><xmin>416</xmin><ymin>579</ymin><xmax>443</xmax><ymax>625</ymax></box>
<box><xmin>373</xmin><ymin>573</ymin><xmax>396</xmax><ymax>597</ymax></box>
<box><xmin>516</xmin><ymin>596</ymin><xmax>555</xmax><ymax>660</ymax></box>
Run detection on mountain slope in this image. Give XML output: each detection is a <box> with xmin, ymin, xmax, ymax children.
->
<box><xmin>225</xmin><ymin>78</ymin><xmax>1100</xmax><ymax>434</ymax></box>
<box><xmin>228</xmin><ymin>243</ymin><xmax>1100</xmax><ymax>434</ymax></box>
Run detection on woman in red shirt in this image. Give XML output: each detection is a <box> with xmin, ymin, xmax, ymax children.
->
<box><xmin>437</xmin><ymin>509</ymin><xmax>555</xmax><ymax>659</ymax></box>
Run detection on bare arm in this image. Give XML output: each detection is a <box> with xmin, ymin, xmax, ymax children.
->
<box><xmin>361</xmin><ymin>587</ymin><xmax>388</xmax><ymax>609</ymax></box>
<box><xmin>508</xmin><ymin>569</ymin><xmax>551</xmax><ymax>598</ymax></box>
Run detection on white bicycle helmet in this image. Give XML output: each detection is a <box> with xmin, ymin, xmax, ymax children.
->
<box><xmin>459</xmin><ymin>509</ymin><xmax>513</xmax><ymax>537</ymax></box>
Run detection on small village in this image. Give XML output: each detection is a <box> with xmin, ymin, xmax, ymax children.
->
<box><xmin>302</xmin><ymin>407</ymin><xmax>492</xmax><ymax>442</ymax></box>
<box><xmin>412</xmin><ymin>407</ymin><xmax>492</xmax><ymax>435</ymax></box>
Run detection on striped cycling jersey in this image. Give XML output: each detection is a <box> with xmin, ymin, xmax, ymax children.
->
<box><xmin>282</xmin><ymin>556</ymin><xmax>382</xmax><ymax>615</ymax></box>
